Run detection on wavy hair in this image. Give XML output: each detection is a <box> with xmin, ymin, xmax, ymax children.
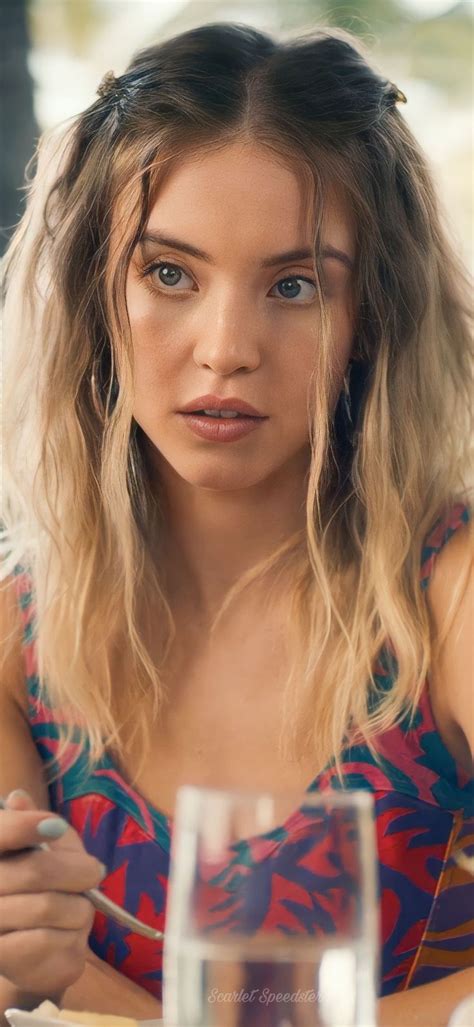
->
<box><xmin>1</xmin><ymin>22</ymin><xmax>472</xmax><ymax>784</ymax></box>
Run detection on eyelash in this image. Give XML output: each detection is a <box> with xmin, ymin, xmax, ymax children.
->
<box><xmin>139</xmin><ymin>260</ymin><xmax>323</xmax><ymax>304</ymax></box>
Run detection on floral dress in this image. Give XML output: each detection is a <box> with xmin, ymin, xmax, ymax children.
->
<box><xmin>10</xmin><ymin>501</ymin><xmax>473</xmax><ymax>1002</ymax></box>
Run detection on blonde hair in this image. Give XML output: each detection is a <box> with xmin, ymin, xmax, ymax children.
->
<box><xmin>1</xmin><ymin>23</ymin><xmax>472</xmax><ymax>785</ymax></box>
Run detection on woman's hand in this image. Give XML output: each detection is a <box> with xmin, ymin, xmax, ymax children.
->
<box><xmin>62</xmin><ymin>949</ymin><xmax>163</xmax><ymax>1018</ymax></box>
<box><xmin>0</xmin><ymin>790</ymin><xmax>105</xmax><ymax>998</ymax></box>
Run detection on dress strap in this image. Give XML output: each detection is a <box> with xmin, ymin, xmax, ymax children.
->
<box><xmin>415</xmin><ymin>499</ymin><xmax>473</xmax><ymax>810</ymax></box>
<box><xmin>10</xmin><ymin>562</ymin><xmax>39</xmax><ymax>684</ymax></box>
<box><xmin>420</xmin><ymin>500</ymin><xmax>471</xmax><ymax>591</ymax></box>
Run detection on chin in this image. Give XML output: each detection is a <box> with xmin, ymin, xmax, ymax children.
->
<box><xmin>178</xmin><ymin>460</ymin><xmax>271</xmax><ymax>492</ymax></box>
<box><xmin>155</xmin><ymin>446</ymin><xmax>272</xmax><ymax>492</ymax></box>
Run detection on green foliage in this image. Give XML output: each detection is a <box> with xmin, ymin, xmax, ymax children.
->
<box><xmin>402</xmin><ymin>14</ymin><xmax>474</xmax><ymax>97</ymax></box>
<box><xmin>276</xmin><ymin>0</ymin><xmax>411</xmax><ymax>36</ymax></box>
<box><xmin>275</xmin><ymin>0</ymin><xmax>472</xmax><ymax>100</ymax></box>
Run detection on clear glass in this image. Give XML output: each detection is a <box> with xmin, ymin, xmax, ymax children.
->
<box><xmin>163</xmin><ymin>786</ymin><xmax>379</xmax><ymax>1027</ymax></box>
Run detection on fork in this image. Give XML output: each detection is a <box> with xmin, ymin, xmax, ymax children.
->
<box><xmin>0</xmin><ymin>796</ymin><xmax>164</xmax><ymax>940</ymax></box>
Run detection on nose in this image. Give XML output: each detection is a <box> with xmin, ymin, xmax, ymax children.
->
<box><xmin>192</xmin><ymin>291</ymin><xmax>262</xmax><ymax>375</ymax></box>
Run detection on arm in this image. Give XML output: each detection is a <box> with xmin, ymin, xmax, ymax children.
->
<box><xmin>0</xmin><ymin>577</ymin><xmax>161</xmax><ymax>1020</ymax></box>
<box><xmin>376</xmin><ymin>519</ymin><xmax>473</xmax><ymax>1027</ymax></box>
<box><xmin>426</xmin><ymin>517</ymin><xmax>474</xmax><ymax>773</ymax></box>
<box><xmin>378</xmin><ymin>967</ymin><xmax>474</xmax><ymax>1027</ymax></box>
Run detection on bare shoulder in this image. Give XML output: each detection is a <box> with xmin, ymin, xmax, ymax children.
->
<box><xmin>0</xmin><ymin>573</ymin><xmax>49</xmax><ymax>805</ymax></box>
<box><xmin>427</xmin><ymin>515</ymin><xmax>473</xmax><ymax>640</ymax></box>
<box><xmin>426</xmin><ymin>516</ymin><xmax>474</xmax><ymax>772</ymax></box>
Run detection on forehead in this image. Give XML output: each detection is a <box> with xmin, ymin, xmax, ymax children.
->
<box><xmin>144</xmin><ymin>141</ymin><xmax>355</xmax><ymax>260</ymax></box>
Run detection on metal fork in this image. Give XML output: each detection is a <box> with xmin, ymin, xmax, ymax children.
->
<box><xmin>0</xmin><ymin>796</ymin><xmax>164</xmax><ymax>940</ymax></box>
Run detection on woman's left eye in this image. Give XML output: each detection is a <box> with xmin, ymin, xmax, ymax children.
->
<box><xmin>270</xmin><ymin>277</ymin><xmax>317</xmax><ymax>303</ymax></box>
<box><xmin>142</xmin><ymin>262</ymin><xmax>318</xmax><ymax>303</ymax></box>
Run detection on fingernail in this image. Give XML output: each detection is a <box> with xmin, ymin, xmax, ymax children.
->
<box><xmin>99</xmin><ymin>862</ymin><xmax>108</xmax><ymax>880</ymax></box>
<box><xmin>7</xmin><ymin>789</ymin><xmax>31</xmax><ymax>802</ymax></box>
<box><xmin>37</xmin><ymin>817</ymin><xmax>69</xmax><ymax>839</ymax></box>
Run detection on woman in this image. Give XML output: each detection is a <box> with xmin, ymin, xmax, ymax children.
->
<box><xmin>0</xmin><ymin>20</ymin><xmax>472</xmax><ymax>1025</ymax></box>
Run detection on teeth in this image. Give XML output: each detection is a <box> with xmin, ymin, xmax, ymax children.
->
<box><xmin>203</xmin><ymin>409</ymin><xmax>239</xmax><ymax>418</ymax></box>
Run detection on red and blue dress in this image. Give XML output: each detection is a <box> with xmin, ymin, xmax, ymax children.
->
<box><xmin>10</xmin><ymin>501</ymin><xmax>473</xmax><ymax>1002</ymax></box>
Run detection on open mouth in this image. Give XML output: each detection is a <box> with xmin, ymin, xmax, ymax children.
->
<box><xmin>178</xmin><ymin>409</ymin><xmax>266</xmax><ymax>442</ymax></box>
<box><xmin>185</xmin><ymin>410</ymin><xmax>261</xmax><ymax>419</ymax></box>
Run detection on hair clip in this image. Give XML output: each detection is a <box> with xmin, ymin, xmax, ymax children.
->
<box><xmin>390</xmin><ymin>83</ymin><xmax>407</xmax><ymax>105</ymax></box>
<box><xmin>97</xmin><ymin>70</ymin><xmax>120</xmax><ymax>98</ymax></box>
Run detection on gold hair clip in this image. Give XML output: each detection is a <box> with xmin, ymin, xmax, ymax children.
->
<box><xmin>97</xmin><ymin>69</ymin><xmax>119</xmax><ymax>98</ymax></box>
<box><xmin>391</xmin><ymin>83</ymin><xmax>407</xmax><ymax>105</ymax></box>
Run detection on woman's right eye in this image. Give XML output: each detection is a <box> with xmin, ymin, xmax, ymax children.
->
<box><xmin>143</xmin><ymin>261</ymin><xmax>193</xmax><ymax>291</ymax></box>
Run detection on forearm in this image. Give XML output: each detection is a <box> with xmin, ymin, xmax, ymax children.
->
<box><xmin>0</xmin><ymin>950</ymin><xmax>161</xmax><ymax>1023</ymax></box>
<box><xmin>378</xmin><ymin>968</ymin><xmax>474</xmax><ymax>1027</ymax></box>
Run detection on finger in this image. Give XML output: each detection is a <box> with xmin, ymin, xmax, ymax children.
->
<box><xmin>0</xmin><ymin>846</ymin><xmax>105</xmax><ymax>895</ymax></box>
<box><xmin>0</xmin><ymin>923</ymin><xmax>91</xmax><ymax>994</ymax></box>
<box><xmin>5</xmin><ymin>789</ymin><xmax>38</xmax><ymax>812</ymax></box>
<box><xmin>0</xmin><ymin>808</ymin><xmax>73</xmax><ymax>853</ymax></box>
<box><xmin>0</xmin><ymin>890</ymin><xmax>94</xmax><ymax>933</ymax></box>
<box><xmin>0</xmin><ymin>804</ymin><xmax>93</xmax><ymax>856</ymax></box>
<box><xmin>2</xmin><ymin>792</ymin><xmax>48</xmax><ymax>854</ymax></box>
<box><xmin>2</xmin><ymin>793</ymin><xmax>89</xmax><ymax>856</ymax></box>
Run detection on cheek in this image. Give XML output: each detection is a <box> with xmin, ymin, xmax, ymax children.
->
<box><xmin>300</xmin><ymin>298</ymin><xmax>355</xmax><ymax>367</ymax></box>
<box><xmin>289</xmin><ymin>303</ymin><xmax>355</xmax><ymax>418</ymax></box>
<box><xmin>126</xmin><ymin>275</ymin><xmax>169</xmax><ymax>346</ymax></box>
<box><xmin>128</xmin><ymin>294</ymin><xmax>160</xmax><ymax>343</ymax></box>
<box><xmin>126</xmin><ymin>283</ymin><xmax>178</xmax><ymax>386</ymax></box>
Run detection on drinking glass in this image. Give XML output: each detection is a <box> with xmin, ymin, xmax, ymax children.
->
<box><xmin>163</xmin><ymin>786</ymin><xmax>379</xmax><ymax>1027</ymax></box>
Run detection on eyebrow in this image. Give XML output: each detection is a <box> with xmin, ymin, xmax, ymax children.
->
<box><xmin>139</xmin><ymin>231</ymin><xmax>354</xmax><ymax>271</ymax></box>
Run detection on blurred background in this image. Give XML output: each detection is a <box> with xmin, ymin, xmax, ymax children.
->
<box><xmin>1</xmin><ymin>0</ymin><xmax>472</xmax><ymax>268</ymax></box>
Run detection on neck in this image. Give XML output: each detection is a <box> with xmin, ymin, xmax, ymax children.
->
<box><xmin>152</xmin><ymin>448</ymin><xmax>310</xmax><ymax>622</ymax></box>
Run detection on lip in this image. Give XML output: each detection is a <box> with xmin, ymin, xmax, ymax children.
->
<box><xmin>178</xmin><ymin>394</ymin><xmax>266</xmax><ymax>417</ymax></box>
<box><xmin>178</xmin><ymin>412</ymin><xmax>265</xmax><ymax>443</ymax></box>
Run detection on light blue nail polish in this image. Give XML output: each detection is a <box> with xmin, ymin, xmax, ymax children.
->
<box><xmin>37</xmin><ymin>817</ymin><xmax>69</xmax><ymax>839</ymax></box>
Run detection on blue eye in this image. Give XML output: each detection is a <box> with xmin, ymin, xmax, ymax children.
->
<box><xmin>148</xmin><ymin>262</ymin><xmax>192</xmax><ymax>290</ymax></box>
<box><xmin>270</xmin><ymin>277</ymin><xmax>317</xmax><ymax>303</ymax></box>
<box><xmin>142</xmin><ymin>261</ymin><xmax>318</xmax><ymax>303</ymax></box>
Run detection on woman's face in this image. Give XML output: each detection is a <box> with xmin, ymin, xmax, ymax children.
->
<box><xmin>126</xmin><ymin>141</ymin><xmax>356</xmax><ymax>492</ymax></box>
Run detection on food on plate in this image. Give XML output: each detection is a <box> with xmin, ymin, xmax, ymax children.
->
<box><xmin>30</xmin><ymin>1001</ymin><xmax>61</xmax><ymax>1017</ymax></box>
<box><xmin>58</xmin><ymin>1015</ymin><xmax>138</xmax><ymax>1026</ymax></box>
<box><xmin>30</xmin><ymin>1001</ymin><xmax>138</xmax><ymax>1025</ymax></box>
